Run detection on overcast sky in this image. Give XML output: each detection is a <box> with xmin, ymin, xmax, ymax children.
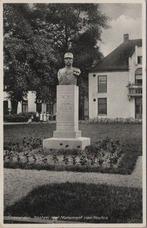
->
<box><xmin>99</xmin><ymin>3</ymin><xmax>142</xmax><ymax>56</ymax></box>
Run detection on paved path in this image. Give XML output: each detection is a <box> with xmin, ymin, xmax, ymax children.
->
<box><xmin>4</xmin><ymin>156</ymin><xmax>142</xmax><ymax>208</ymax></box>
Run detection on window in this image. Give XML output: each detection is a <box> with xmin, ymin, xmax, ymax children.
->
<box><xmin>135</xmin><ymin>68</ymin><xmax>142</xmax><ymax>85</ymax></box>
<box><xmin>98</xmin><ymin>98</ymin><xmax>107</xmax><ymax>115</ymax></box>
<box><xmin>137</xmin><ymin>56</ymin><xmax>142</xmax><ymax>64</ymax></box>
<box><xmin>135</xmin><ymin>76</ymin><xmax>142</xmax><ymax>85</ymax></box>
<box><xmin>22</xmin><ymin>100</ymin><xmax>28</xmax><ymax>113</ymax></box>
<box><xmin>135</xmin><ymin>97</ymin><xmax>142</xmax><ymax>119</ymax></box>
<box><xmin>98</xmin><ymin>76</ymin><xmax>107</xmax><ymax>93</ymax></box>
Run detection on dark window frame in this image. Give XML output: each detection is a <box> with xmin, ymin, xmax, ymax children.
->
<box><xmin>137</xmin><ymin>56</ymin><xmax>142</xmax><ymax>64</ymax></box>
<box><xmin>98</xmin><ymin>75</ymin><xmax>107</xmax><ymax>93</ymax></box>
<box><xmin>98</xmin><ymin>98</ymin><xmax>107</xmax><ymax>115</ymax></box>
<box><xmin>135</xmin><ymin>68</ymin><xmax>142</xmax><ymax>85</ymax></box>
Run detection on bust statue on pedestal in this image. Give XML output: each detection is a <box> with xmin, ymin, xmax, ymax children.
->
<box><xmin>58</xmin><ymin>52</ymin><xmax>81</xmax><ymax>85</ymax></box>
<box><xmin>43</xmin><ymin>52</ymin><xmax>90</xmax><ymax>151</ymax></box>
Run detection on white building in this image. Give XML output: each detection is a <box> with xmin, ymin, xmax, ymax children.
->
<box><xmin>3</xmin><ymin>90</ymin><xmax>56</xmax><ymax>118</ymax></box>
<box><xmin>4</xmin><ymin>34</ymin><xmax>142</xmax><ymax>120</ymax></box>
<box><xmin>89</xmin><ymin>34</ymin><xmax>142</xmax><ymax>119</ymax></box>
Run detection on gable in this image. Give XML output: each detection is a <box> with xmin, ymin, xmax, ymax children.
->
<box><xmin>91</xmin><ymin>39</ymin><xmax>142</xmax><ymax>73</ymax></box>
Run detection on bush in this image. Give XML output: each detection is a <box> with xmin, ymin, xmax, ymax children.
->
<box><xmin>87</xmin><ymin>117</ymin><xmax>142</xmax><ymax>124</ymax></box>
<box><xmin>18</xmin><ymin>112</ymin><xmax>39</xmax><ymax>122</ymax></box>
<box><xmin>4</xmin><ymin>114</ymin><xmax>29</xmax><ymax>122</ymax></box>
<box><xmin>4</xmin><ymin>137</ymin><xmax>42</xmax><ymax>152</ymax></box>
<box><xmin>4</xmin><ymin>112</ymin><xmax>39</xmax><ymax>122</ymax></box>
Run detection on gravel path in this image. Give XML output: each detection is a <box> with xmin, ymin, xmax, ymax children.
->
<box><xmin>4</xmin><ymin>156</ymin><xmax>142</xmax><ymax>209</ymax></box>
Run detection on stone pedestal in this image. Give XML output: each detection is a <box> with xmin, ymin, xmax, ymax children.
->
<box><xmin>43</xmin><ymin>85</ymin><xmax>90</xmax><ymax>151</ymax></box>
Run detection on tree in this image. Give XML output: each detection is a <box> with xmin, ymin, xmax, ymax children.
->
<box><xmin>29</xmin><ymin>3</ymin><xmax>109</xmax><ymax>118</ymax></box>
<box><xmin>4</xmin><ymin>4</ymin><xmax>32</xmax><ymax>113</ymax></box>
<box><xmin>4</xmin><ymin>3</ymin><xmax>109</xmax><ymax>117</ymax></box>
<box><xmin>4</xmin><ymin>4</ymin><xmax>58</xmax><ymax>113</ymax></box>
<box><xmin>31</xmin><ymin>4</ymin><xmax>108</xmax><ymax>65</ymax></box>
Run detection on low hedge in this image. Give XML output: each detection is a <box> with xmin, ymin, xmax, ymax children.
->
<box><xmin>4</xmin><ymin>112</ymin><xmax>39</xmax><ymax>122</ymax></box>
<box><xmin>4</xmin><ymin>114</ymin><xmax>29</xmax><ymax>122</ymax></box>
<box><xmin>86</xmin><ymin>117</ymin><xmax>142</xmax><ymax>124</ymax></box>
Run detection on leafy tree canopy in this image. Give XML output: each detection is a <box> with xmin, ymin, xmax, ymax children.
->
<box><xmin>4</xmin><ymin>3</ymin><xmax>109</xmax><ymax>114</ymax></box>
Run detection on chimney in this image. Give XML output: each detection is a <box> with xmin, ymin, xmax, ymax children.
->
<box><xmin>123</xmin><ymin>34</ymin><xmax>129</xmax><ymax>42</ymax></box>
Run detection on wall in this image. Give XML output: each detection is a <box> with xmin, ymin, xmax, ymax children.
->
<box><xmin>129</xmin><ymin>46</ymin><xmax>142</xmax><ymax>83</ymax></box>
<box><xmin>42</xmin><ymin>103</ymin><xmax>46</xmax><ymax>113</ymax></box>
<box><xmin>89</xmin><ymin>71</ymin><xmax>135</xmax><ymax>119</ymax></box>
<box><xmin>27</xmin><ymin>91</ymin><xmax>36</xmax><ymax>112</ymax></box>
<box><xmin>17</xmin><ymin>91</ymin><xmax>36</xmax><ymax>113</ymax></box>
<box><xmin>128</xmin><ymin>45</ymin><xmax>142</xmax><ymax>119</ymax></box>
<box><xmin>3</xmin><ymin>91</ymin><xmax>36</xmax><ymax>114</ymax></box>
<box><xmin>17</xmin><ymin>102</ymin><xmax>22</xmax><ymax>113</ymax></box>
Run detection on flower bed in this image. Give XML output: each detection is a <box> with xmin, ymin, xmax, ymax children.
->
<box><xmin>4</xmin><ymin>137</ymin><xmax>139</xmax><ymax>174</ymax></box>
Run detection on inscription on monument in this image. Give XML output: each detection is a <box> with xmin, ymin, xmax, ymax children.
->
<box><xmin>58</xmin><ymin>95</ymin><xmax>74</xmax><ymax>121</ymax></box>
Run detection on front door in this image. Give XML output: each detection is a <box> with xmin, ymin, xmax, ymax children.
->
<box><xmin>135</xmin><ymin>97</ymin><xmax>142</xmax><ymax>119</ymax></box>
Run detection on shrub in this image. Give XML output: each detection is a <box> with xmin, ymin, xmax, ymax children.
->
<box><xmin>80</xmin><ymin>155</ymin><xmax>87</xmax><ymax>166</ymax></box>
<box><xmin>45</xmin><ymin>149</ymin><xmax>79</xmax><ymax>156</ymax></box>
<box><xmin>4</xmin><ymin>114</ymin><xmax>29</xmax><ymax>122</ymax></box>
<box><xmin>4</xmin><ymin>112</ymin><xmax>39</xmax><ymax>122</ymax></box>
<box><xmin>4</xmin><ymin>137</ymin><xmax>42</xmax><ymax>152</ymax></box>
<box><xmin>22</xmin><ymin>137</ymin><xmax>42</xmax><ymax>149</ymax></box>
<box><xmin>18</xmin><ymin>112</ymin><xmax>39</xmax><ymax>122</ymax></box>
<box><xmin>17</xmin><ymin>112</ymin><xmax>36</xmax><ymax>117</ymax></box>
<box><xmin>87</xmin><ymin>117</ymin><xmax>142</xmax><ymax>124</ymax></box>
<box><xmin>4</xmin><ymin>141</ymin><xmax>22</xmax><ymax>152</ymax></box>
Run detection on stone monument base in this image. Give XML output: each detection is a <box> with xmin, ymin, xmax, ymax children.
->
<box><xmin>43</xmin><ymin>137</ymin><xmax>90</xmax><ymax>151</ymax></box>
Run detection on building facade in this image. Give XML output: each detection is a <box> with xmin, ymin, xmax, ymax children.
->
<box><xmin>4</xmin><ymin>90</ymin><xmax>88</xmax><ymax>120</ymax></box>
<box><xmin>89</xmin><ymin>34</ymin><xmax>142</xmax><ymax>119</ymax></box>
<box><xmin>4</xmin><ymin>34</ymin><xmax>142</xmax><ymax>120</ymax></box>
<box><xmin>3</xmin><ymin>90</ymin><xmax>56</xmax><ymax>118</ymax></box>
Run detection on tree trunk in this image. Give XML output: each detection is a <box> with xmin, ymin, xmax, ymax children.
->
<box><xmin>11</xmin><ymin>100</ymin><xmax>18</xmax><ymax>114</ymax></box>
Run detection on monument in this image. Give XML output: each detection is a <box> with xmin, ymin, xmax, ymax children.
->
<box><xmin>43</xmin><ymin>52</ymin><xmax>90</xmax><ymax>151</ymax></box>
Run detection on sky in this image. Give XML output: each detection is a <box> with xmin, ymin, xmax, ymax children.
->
<box><xmin>99</xmin><ymin>3</ymin><xmax>142</xmax><ymax>56</ymax></box>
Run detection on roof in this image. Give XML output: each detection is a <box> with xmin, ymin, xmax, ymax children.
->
<box><xmin>91</xmin><ymin>39</ymin><xmax>142</xmax><ymax>72</ymax></box>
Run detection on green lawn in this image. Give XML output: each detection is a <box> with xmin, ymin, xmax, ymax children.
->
<box><xmin>4</xmin><ymin>122</ymin><xmax>142</xmax><ymax>150</ymax></box>
<box><xmin>5</xmin><ymin>182</ymin><xmax>142</xmax><ymax>223</ymax></box>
